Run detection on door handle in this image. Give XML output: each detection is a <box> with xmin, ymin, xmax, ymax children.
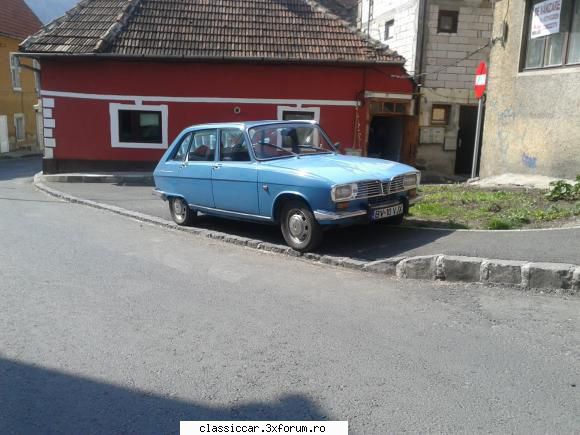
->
<box><xmin>213</xmin><ymin>163</ymin><xmax>223</xmax><ymax>170</ymax></box>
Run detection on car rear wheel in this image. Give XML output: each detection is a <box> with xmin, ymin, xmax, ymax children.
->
<box><xmin>169</xmin><ymin>197</ymin><xmax>196</xmax><ymax>226</ymax></box>
<box><xmin>280</xmin><ymin>199</ymin><xmax>323</xmax><ymax>252</ymax></box>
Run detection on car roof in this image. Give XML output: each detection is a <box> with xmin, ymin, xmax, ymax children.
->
<box><xmin>184</xmin><ymin>120</ymin><xmax>318</xmax><ymax>131</ymax></box>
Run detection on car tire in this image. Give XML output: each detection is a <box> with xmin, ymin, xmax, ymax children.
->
<box><xmin>280</xmin><ymin>199</ymin><xmax>323</xmax><ymax>252</ymax></box>
<box><xmin>169</xmin><ymin>197</ymin><xmax>196</xmax><ymax>226</ymax></box>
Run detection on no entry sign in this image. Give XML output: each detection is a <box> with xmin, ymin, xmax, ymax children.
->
<box><xmin>474</xmin><ymin>62</ymin><xmax>487</xmax><ymax>99</ymax></box>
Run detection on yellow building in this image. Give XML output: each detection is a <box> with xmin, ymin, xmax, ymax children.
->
<box><xmin>0</xmin><ymin>0</ymin><xmax>42</xmax><ymax>153</ymax></box>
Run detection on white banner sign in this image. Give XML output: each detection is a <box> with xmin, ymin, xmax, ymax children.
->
<box><xmin>531</xmin><ymin>0</ymin><xmax>562</xmax><ymax>39</ymax></box>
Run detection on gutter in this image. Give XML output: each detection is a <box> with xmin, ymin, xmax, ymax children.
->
<box><xmin>14</xmin><ymin>51</ymin><xmax>406</xmax><ymax>67</ymax></box>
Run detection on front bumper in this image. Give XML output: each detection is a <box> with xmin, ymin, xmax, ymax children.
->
<box><xmin>313</xmin><ymin>209</ymin><xmax>368</xmax><ymax>221</ymax></box>
<box><xmin>315</xmin><ymin>193</ymin><xmax>422</xmax><ymax>224</ymax></box>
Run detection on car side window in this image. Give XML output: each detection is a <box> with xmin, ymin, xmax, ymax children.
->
<box><xmin>171</xmin><ymin>132</ymin><xmax>192</xmax><ymax>161</ymax></box>
<box><xmin>220</xmin><ymin>128</ymin><xmax>251</xmax><ymax>162</ymax></box>
<box><xmin>188</xmin><ymin>130</ymin><xmax>217</xmax><ymax>162</ymax></box>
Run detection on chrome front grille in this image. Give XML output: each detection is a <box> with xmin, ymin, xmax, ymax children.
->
<box><xmin>355</xmin><ymin>175</ymin><xmax>408</xmax><ymax>200</ymax></box>
<box><xmin>387</xmin><ymin>175</ymin><xmax>405</xmax><ymax>194</ymax></box>
<box><xmin>356</xmin><ymin>180</ymin><xmax>382</xmax><ymax>199</ymax></box>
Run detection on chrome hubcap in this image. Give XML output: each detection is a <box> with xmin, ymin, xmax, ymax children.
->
<box><xmin>173</xmin><ymin>199</ymin><xmax>186</xmax><ymax>220</ymax></box>
<box><xmin>288</xmin><ymin>210</ymin><xmax>310</xmax><ymax>243</ymax></box>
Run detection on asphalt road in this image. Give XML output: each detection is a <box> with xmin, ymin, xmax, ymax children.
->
<box><xmin>1</xmin><ymin>158</ymin><xmax>579</xmax><ymax>434</ymax></box>
<box><xmin>44</xmin><ymin>172</ymin><xmax>580</xmax><ymax>264</ymax></box>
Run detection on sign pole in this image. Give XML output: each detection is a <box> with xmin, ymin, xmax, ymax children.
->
<box><xmin>471</xmin><ymin>96</ymin><xmax>484</xmax><ymax>179</ymax></box>
<box><xmin>471</xmin><ymin>61</ymin><xmax>487</xmax><ymax>179</ymax></box>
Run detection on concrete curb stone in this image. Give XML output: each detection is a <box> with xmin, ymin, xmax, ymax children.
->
<box><xmin>522</xmin><ymin>262</ymin><xmax>576</xmax><ymax>290</ymax></box>
<box><xmin>572</xmin><ymin>268</ymin><xmax>580</xmax><ymax>293</ymax></box>
<box><xmin>41</xmin><ymin>173</ymin><xmax>154</xmax><ymax>185</ymax></box>
<box><xmin>481</xmin><ymin>259</ymin><xmax>525</xmax><ymax>286</ymax></box>
<box><xmin>443</xmin><ymin>256</ymin><xmax>483</xmax><ymax>282</ymax></box>
<box><xmin>33</xmin><ymin>174</ymin><xmax>579</xmax><ymax>296</ymax></box>
<box><xmin>396</xmin><ymin>255</ymin><xmax>439</xmax><ymax>280</ymax></box>
<box><xmin>363</xmin><ymin>257</ymin><xmax>406</xmax><ymax>275</ymax></box>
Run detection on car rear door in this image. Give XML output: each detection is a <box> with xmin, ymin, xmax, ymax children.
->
<box><xmin>180</xmin><ymin>129</ymin><xmax>217</xmax><ymax>208</ymax></box>
<box><xmin>212</xmin><ymin>127</ymin><xmax>259</xmax><ymax>215</ymax></box>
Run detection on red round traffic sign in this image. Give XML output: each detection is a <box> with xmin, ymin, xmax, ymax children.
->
<box><xmin>474</xmin><ymin>62</ymin><xmax>487</xmax><ymax>99</ymax></box>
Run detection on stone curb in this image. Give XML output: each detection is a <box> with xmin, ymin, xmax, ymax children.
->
<box><xmin>34</xmin><ymin>174</ymin><xmax>579</xmax><ymax>296</ymax></box>
<box><xmin>40</xmin><ymin>173</ymin><xmax>154</xmax><ymax>185</ymax></box>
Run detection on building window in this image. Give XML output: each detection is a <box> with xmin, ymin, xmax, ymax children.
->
<box><xmin>523</xmin><ymin>0</ymin><xmax>580</xmax><ymax>69</ymax></box>
<box><xmin>385</xmin><ymin>19</ymin><xmax>395</xmax><ymax>40</ymax></box>
<box><xmin>33</xmin><ymin>60</ymin><xmax>41</xmax><ymax>93</ymax></box>
<box><xmin>190</xmin><ymin>130</ymin><xmax>217</xmax><ymax>162</ymax></box>
<box><xmin>431</xmin><ymin>104</ymin><xmax>451</xmax><ymax>125</ymax></box>
<box><xmin>438</xmin><ymin>10</ymin><xmax>459</xmax><ymax>34</ymax></box>
<box><xmin>277</xmin><ymin>106</ymin><xmax>320</xmax><ymax>122</ymax></box>
<box><xmin>14</xmin><ymin>114</ymin><xmax>25</xmax><ymax>141</ymax></box>
<box><xmin>109</xmin><ymin>103</ymin><xmax>168</xmax><ymax>149</ymax></box>
<box><xmin>220</xmin><ymin>128</ymin><xmax>251</xmax><ymax>162</ymax></box>
<box><xmin>9</xmin><ymin>53</ymin><xmax>21</xmax><ymax>90</ymax></box>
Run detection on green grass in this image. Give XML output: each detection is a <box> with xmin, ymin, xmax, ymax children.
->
<box><xmin>407</xmin><ymin>185</ymin><xmax>580</xmax><ymax>230</ymax></box>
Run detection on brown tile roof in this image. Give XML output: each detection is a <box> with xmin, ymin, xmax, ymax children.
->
<box><xmin>21</xmin><ymin>0</ymin><xmax>404</xmax><ymax>65</ymax></box>
<box><xmin>0</xmin><ymin>0</ymin><xmax>42</xmax><ymax>40</ymax></box>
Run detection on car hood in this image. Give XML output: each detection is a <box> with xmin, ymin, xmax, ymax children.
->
<box><xmin>261</xmin><ymin>154</ymin><xmax>418</xmax><ymax>184</ymax></box>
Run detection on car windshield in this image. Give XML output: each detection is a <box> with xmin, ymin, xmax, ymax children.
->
<box><xmin>248</xmin><ymin>123</ymin><xmax>335</xmax><ymax>160</ymax></box>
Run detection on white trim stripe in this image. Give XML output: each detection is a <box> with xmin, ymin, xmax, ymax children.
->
<box><xmin>41</xmin><ymin>90</ymin><xmax>360</xmax><ymax>107</ymax></box>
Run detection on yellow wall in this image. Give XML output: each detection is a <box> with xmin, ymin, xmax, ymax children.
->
<box><xmin>0</xmin><ymin>34</ymin><xmax>39</xmax><ymax>151</ymax></box>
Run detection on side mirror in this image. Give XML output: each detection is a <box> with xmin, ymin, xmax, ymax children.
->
<box><xmin>333</xmin><ymin>142</ymin><xmax>341</xmax><ymax>151</ymax></box>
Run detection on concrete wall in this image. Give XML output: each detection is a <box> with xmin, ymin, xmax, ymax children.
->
<box><xmin>423</xmin><ymin>1</ymin><xmax>493</xmax><ymax>89</ymax></box>
<box><xmin>359</xmin><ymin>0</ymin><xmax>421</xmax><ymax>74</ymax></box>
<box><xmin>0</xmin><ymin>35</ymin><xmax>39</xmax><ymax>151</ymax></box>
<box><xmin>480</xmin><ymin>1</ymin><xmax>580</xmax><ymax>179</ymax></box>
<box><xmin>417</xmin><ymin>0</ymin><xmax>492</xmax><ymax>177</ymax></box>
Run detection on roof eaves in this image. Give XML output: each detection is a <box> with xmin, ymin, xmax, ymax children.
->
<box><xmin>15</xmin><ymin>51</ymin><xmax>405</xmax><ymax>66</ymax></box>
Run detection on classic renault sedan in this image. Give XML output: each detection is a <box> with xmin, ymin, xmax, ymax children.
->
<box><xmin>153</xmin><ymin>121</ymin><xmax>420</xmax><ymax>252</ymax></box>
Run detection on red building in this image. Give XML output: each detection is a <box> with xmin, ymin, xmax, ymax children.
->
<box><xmin>20</xmin><ymin>0</ymin><xmax>417</xmax><ymax>174</ymax></box>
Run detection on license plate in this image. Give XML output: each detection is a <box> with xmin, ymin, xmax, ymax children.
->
<box><xmin>372</xmin><ymin>203</ymin><xmax>404</xmax><ymax>221</ymax></box>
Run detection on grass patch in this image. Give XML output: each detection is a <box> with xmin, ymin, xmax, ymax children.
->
<box><xmin>407</xmin><ymin>185</ymin><xmax>580</xmax><ymax>230</ymax></box>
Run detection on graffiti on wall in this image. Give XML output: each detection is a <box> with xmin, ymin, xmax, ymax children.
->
<box><xmin>522</xmin><ymin>153</ymin><xmax>537</xmax><ymax>169</ymax></box>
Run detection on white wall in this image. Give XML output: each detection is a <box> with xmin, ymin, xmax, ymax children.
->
<box><xmin>423</xmin><ymin>1</ymin><xmax>493</xmax><ymax>89</ymax></box>
<box><xmin>359</xmin><ymin>0</ymin><xmax>421</xmax><ymax>74</ymax></box>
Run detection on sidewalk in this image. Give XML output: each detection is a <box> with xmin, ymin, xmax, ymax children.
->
<box><xmin>40</xmin><ymin>176</ymin><xmax>580</xmax><ymax>265</ymax></box>
<box><xmin>0</xmin><ymin>149</ymin><xmax>43</xmax><ymax>160</ymax></box>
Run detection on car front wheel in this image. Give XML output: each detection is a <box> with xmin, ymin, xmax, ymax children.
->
<box><xmin>169</xmin><ymin>197</ymin><xmax>196</xmax><ymax>226</ymax></box>
<box><xmin>280</xmin><ymin>200</ymin><xmax>323</xmax><ymax>252</ymax></box>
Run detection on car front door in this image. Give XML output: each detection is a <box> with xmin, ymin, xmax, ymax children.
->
<box><xmin>212</xmin><ymin>128</ymin><xmax>259</xmax><ymax>215</ymax></box>
<box><xmin>180</xmin><ymin>129</ymin><xmax>217</xmax><ymax>208</ymax></box>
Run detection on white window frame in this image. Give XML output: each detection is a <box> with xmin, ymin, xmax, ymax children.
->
<box><xmin>109</xmin><ymin>103</ymin><xmax>168</xmax><ymax>149</ymax></box>
<box><xmin>14</xmin><ymin>113</ymin><xmax>25</xmax><ymax>142</ymax></box>
<box><xmin>9</xmin><ymin>53</ymin><xmax>21</xmax><ymax>91</ymax></box>
<box><xmin>277</xmin><ymin>106</ymin><xmax>320</xmax><ymax>122</ymax></box>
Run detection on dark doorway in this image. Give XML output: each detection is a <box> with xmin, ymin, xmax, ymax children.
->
<box><xmin>455</xmin><ymin>105</ymin><xmax>483</xmax><ymax>175</ymax></box>
<box><xmin>368</xmin><ymin>116</ymin><xmax>404</xmax><ymax>161</ymax></box>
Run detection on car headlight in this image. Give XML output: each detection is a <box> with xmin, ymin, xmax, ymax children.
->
<box><xmin>331</xmin><ymin>183</ymin><xmax>358</xmax><ymax>202</ymax></box>
<box><xmin>403</xmin><ymin>173</ymin><xmax>419</xmax><ymax>189</ymax></box>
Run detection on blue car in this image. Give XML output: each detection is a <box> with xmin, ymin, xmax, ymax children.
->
<box><xmin>154</xmin><ymin>121</ymin><xmax>420</xmax><ymax>252</ymax></box>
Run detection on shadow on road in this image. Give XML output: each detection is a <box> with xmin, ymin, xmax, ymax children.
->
<box><xmin>0</xmin><ymin>157</ymin><xmax>42</xmax><ymax>182</ymax></box>
<box><xmin>189</xmin><ymin>215</ymin><xmax>449</xmax><ymax>261</ymax></box>
<box><xmin>0</xmin><ymin>358</ymin><xmax>328</xmax><ymax>435</ymax></box>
